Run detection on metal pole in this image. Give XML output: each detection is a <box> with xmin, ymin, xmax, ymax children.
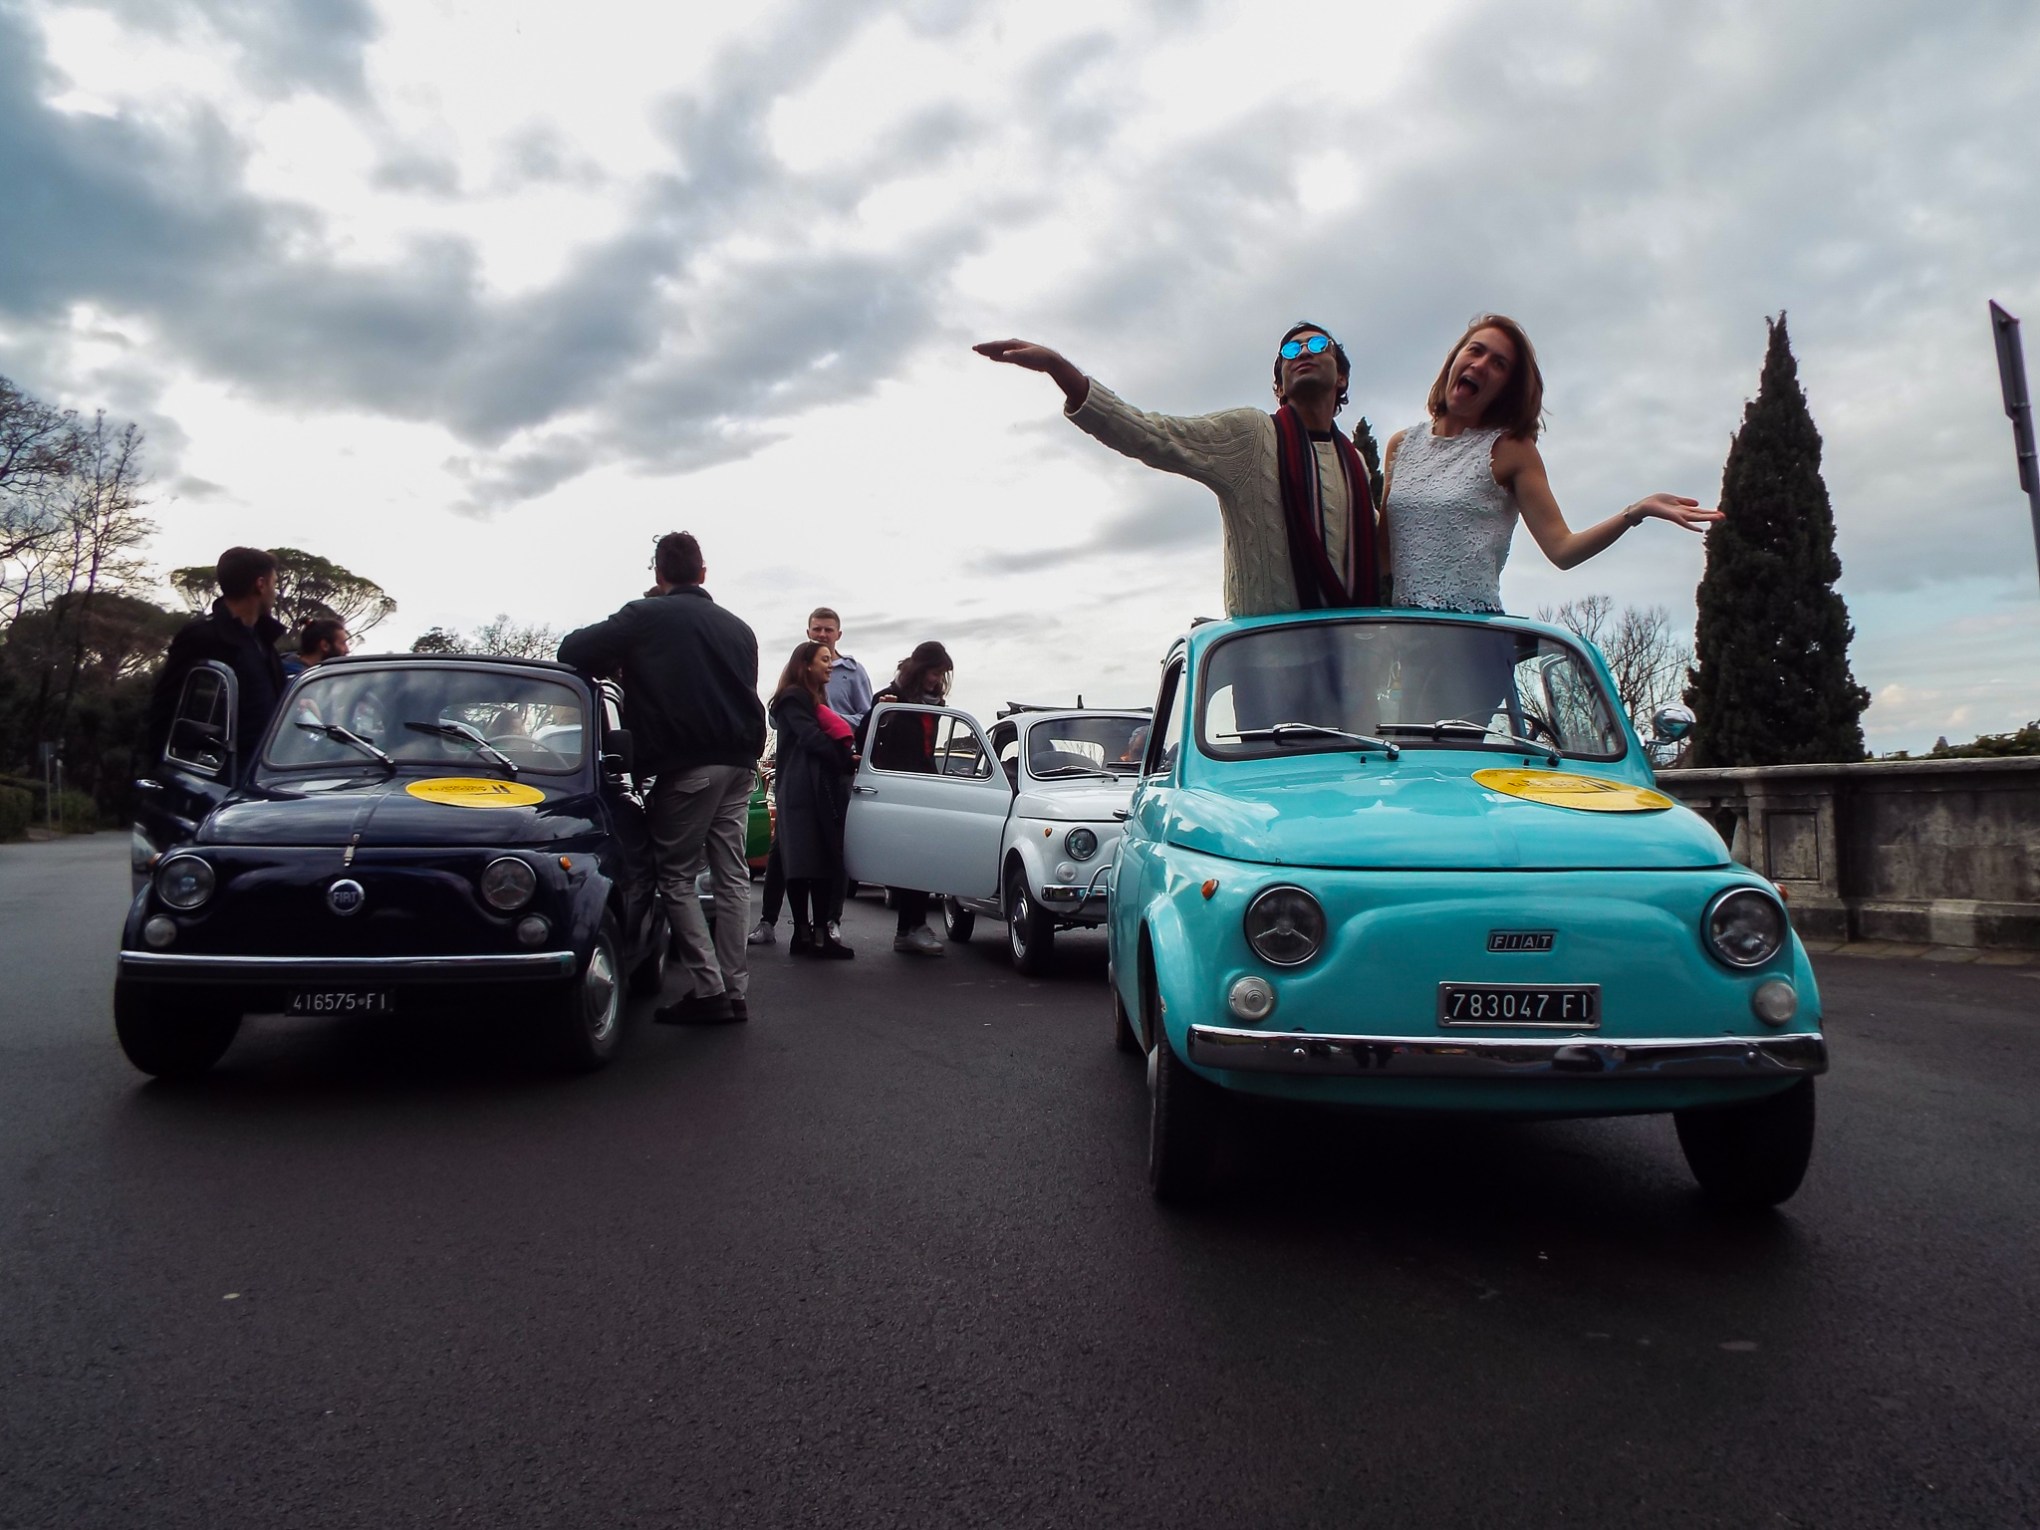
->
<box><xmin>1988</xmin><ymin>301</ymin><xmax>2040</xmax><ymax>589</ymax></box>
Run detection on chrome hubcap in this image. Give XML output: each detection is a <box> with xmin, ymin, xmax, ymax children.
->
<box><xmin>584</xmin><ymin>942</ymin><xmax>619</xmax><ymax>1043</ymax></box>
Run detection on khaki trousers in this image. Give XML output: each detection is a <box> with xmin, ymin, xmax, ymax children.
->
<box><xmin>649</xmin><ymin>763</ymin><xmax>754</xmax><ymax>1000</ymax></box>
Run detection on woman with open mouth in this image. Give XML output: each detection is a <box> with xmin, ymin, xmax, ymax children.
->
<box><xmin>1379</xmin><ymin>313</ymin><xmax>1721</xmax><ymax>615</ymax></box>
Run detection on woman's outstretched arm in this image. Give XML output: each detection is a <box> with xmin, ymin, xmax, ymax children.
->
<box><xmin>1497</xmin><ymin>436</ymin><xmax>1722</xmax><ymax>571</ymax></box>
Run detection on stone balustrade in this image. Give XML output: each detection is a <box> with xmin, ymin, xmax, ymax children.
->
<box><xmin>1655</xmin><ymin>756</ymin><xmax>2040</xmax><ymax>951</ymax></box>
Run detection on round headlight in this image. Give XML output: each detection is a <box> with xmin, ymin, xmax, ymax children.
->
<box><xmin>516</xmin><ymin>914</ymin><xmax>551</xmax><ymax>946</ymax></box>
<box><xmin>480</xmin><ymin>856</ymin><xmax>537</xmax><ymax>911</ymax></box>
<box><xmin>156</xmin><ymin>855</ymin><xmax>215</xmax><ymax>911</ymax></box>
<box><xmin>1244</xmin><ymin>885</ymin><xmax>1326</xmax><ymax>967</ymax></box>
<box><xmin>1705</xmin><ymin>888</ymin><xmax>1787</xmax><ymax>968</ymax></box>
<box><xmin>1066</xmin><ymin>827</ymin><xmax>1099</xmax><ymax>861</ymax></box>
<box><xmin>143</xmin><ymin>916</ymin><xmax>178</xmax><ymax>948</ymax></box>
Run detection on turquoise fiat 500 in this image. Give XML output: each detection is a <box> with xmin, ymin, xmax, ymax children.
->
<box><xmin>1108</xmin><ymin>609</ymin><xmax>1826</xmax><ymax>1208</ymax></box>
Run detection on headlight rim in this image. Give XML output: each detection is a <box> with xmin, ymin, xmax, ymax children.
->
<box><xmin>1703</xmin><ymin>885</ymin><xmax>1788</xmax><ymax>970</ymax></box>
<box><xmin>1243</xmin><ymin>883</ymin><xmax>1327</xmax><ymax>969</ymax></box>
<box><xmin>155</xmin><ymin>853</ymin><xmax>215</xmax><ymax>911</ymax></box>
<box><xmin>1065</xmin><ymin>826</ymin><xmax>1099</xmax><ymax>861</ymax></box>
<box><xmin>479</xmin><ymin>855</ymin><xmax>539</xmax><ymax>912</ymax></box>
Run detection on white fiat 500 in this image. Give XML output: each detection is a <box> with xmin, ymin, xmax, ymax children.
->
<box><xmin>844</xmin><ymin>706</ymin><xmax>1149</xmax><ymax>972</ymax></box>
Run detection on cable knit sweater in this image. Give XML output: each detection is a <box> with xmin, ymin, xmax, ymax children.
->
<box><xmin>1066</xmin><ymin>380</ymin><xmax>1354</xmax><ymax>617</ymax></box>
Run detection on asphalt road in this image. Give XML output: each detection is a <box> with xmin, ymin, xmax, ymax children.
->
<box><xmin>2</xmin><ymin>833</ymin><xmax>2035</xmax><ymax>1529</ymax></box>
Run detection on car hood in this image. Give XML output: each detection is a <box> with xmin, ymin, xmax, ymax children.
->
<box><xmin>1165</xmin><ymin>760</ymin><xmax>1728</xmax><ymax>871</ymax></box>
<box><xmin>1014</xmin><ymin>780</ymin><xmax>1136</xmax><ymax>823</ymax></box>
<box><xmin>203</xmin><ymin>773</ymin><xmax>597</xmax><ymax>848</ymax></box>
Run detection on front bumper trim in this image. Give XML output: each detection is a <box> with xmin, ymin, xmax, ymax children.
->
<box><xmin>1187</xmin><ymin>1025</ymin><xmax>1827</xmax><ymax>1080</ymax></box>
<box><xmin>118</xmin><ymin>951</ymin><xmax>577</xmax><ymax>985</ymax></box>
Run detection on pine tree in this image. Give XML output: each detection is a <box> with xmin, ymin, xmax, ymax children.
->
<box><xmin>1686</xmin><ymin>315</ymin><xmax>1868</xmax><ymax>765</ymax></box>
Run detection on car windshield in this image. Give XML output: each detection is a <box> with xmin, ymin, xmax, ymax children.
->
<box><xmin>1026</xmin><ymin>716</ymin><xmax>1149</xmax><ymax>776</ymax></box>
<box><xmin>262</xmin><ymin>667</ymin><xmax>587</xmax><ymax>774</ymax></box>
<box><xmin>1198</xmin><ymin>619</ymin><xmax>1627</xmax><ymax>762</ymax></box>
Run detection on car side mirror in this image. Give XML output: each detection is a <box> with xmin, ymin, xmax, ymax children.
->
<box><xmin>1649</xmin><ymin>704</ymin><xmax>1695</xmax><ymax>745</ymax></box>
<box><xmin>601</xmin><ymin>727</ymin><xmax>634</xmax><ymax>779</ymax></box>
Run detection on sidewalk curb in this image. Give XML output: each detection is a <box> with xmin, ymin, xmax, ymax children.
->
<box><xmin>1804</xmin><ymin>938</ymin><xmax>2039</xmax><ymax>967</ymax></box>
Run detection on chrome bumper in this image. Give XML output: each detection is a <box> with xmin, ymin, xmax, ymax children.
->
<box><xmin>117</xmin><ymin>951</ymin><xmax>578</xmax><ymax>985</ymax></box>
<box><xmin>1038</xmin><ymin>884</ymin><xmax>1108</xmax><ymax>908</ymax></box>
<box><xmin>1187</xmin><ymin>1026</ymin><xmax>1828</xmax><ymax>1080</ymax></box>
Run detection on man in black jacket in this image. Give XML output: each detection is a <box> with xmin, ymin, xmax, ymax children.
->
<box><xmin>558</xmin><ymin>532</ymin><xmax>767</xmax><ymax>1024</ymax></box>
<box><xmin>145</xmin><ymin>546</ymin><xmax>288</xmax><ymax>772</ymax></box>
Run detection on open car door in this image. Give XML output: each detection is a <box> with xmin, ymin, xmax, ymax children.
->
<box><xmin>132</xmin><ymin>661</ymin><xmax>239</xmax><ymax>890</ymax></box>
<box><xmin>844</xmin><ymin>704</ymin><xmax>1008</xmax><ymax>898</ymax></box>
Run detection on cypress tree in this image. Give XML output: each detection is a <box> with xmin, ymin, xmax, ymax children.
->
<box><xmin>1351</xmin><ymin>415</ymin><xmax>1383</xmax><ymax>504</ymax></box>
<box><xmin>1686</xmin><ymin>315</ymin><xmax>1868</xmax><ymax>765</ymax></box>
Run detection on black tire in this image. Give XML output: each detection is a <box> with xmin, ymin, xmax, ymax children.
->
<box><xmin>628</xmin><ymin>906</ymin><xmax>670</xmax><ymax>997</ymax></box>
<box><xmin>1005</xmin><ymin>861</ymin><xmax>1055</xmax><ymax>975</ymax></box>
<box><xmin>941</xmin><ymin>896</ymin><xmax>976</xmax><ymax>943</ymax></box>
<box><xmin>553</xmin><ymin>915</ymin><xmax>625</xmax><ymax>1072</ymax></box>
<box><xmin>1112</xmin><ymin>982</ymin><xmax>1139</xmax><ymax>1055</ymax></box>
<box><xmin>114</xmin><ymin>984</ymin><xmax>240</xmax><ymax>1080</ymax></box>
<box><xmin>1144</xmin><ymin>961</ymin><xmax>1215</xmax><ymax>1202</ymax></box>
<box><xmin>1674</xmin><ymin>1078</ymin><xmax>1816</xmax><ymax>1210</ymax></box>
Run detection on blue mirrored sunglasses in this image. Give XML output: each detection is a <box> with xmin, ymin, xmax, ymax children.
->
<box><xmin>1279</xmin><ymin>334</ymin><xmax>1333</xmax><ymax>359</ymax></box>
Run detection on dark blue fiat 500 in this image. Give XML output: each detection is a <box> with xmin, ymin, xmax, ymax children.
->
<box><xmin>118</xmin><ymin>653</ymin><xmax>668</xmax><ymax>1077</ymax></box>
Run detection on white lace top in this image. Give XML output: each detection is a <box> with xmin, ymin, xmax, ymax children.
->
<box><xmin>1385</xmin><ymin>424</ymin><xmax>1516</xmax><ymax>613</ymax></box>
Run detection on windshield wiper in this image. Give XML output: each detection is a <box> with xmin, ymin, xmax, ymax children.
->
<box><xmin>1033</xmin><ymin>762</ymin><xmax>1117</xmax><ymax>780</ymax></box>
<box><xmin>1377</xmin><ymin>718</ymin><xmax>1562</xmax><ymax>764</ymax></box>
<box><xmin>403</xmin><ymin>719</ymin><xmax>519</xmax><ymax>776</ymax></box>
<box><xmin>1221</xmin><ymin>722</ymin><xmax>1399</xmax><ymax>758</ymax></box>
<box><xmin>294</xmin><ymin>719</ymin><xmax>396</xmax><ymax>770</ymax></box>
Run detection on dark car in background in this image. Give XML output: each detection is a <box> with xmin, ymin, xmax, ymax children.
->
<box><xmin>119</xmin><ymin>654</ymin><xmax>669</xmax><ymax>1077</ymax></box>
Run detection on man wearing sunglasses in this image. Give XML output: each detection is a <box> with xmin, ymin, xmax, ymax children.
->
<box><xmin>974</xmin><ymin>323</ymin><xmax>1378</xmax><ymax>615</ymax></box>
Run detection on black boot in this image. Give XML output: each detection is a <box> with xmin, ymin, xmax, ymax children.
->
<box><xmin>788</xmin><ymin>917</ymin><xmax>819</xmax><ymax>957</ymax></box>
<box><xmin>817</xmin><ymin>926</ymin><xmax>855</xmax><ymax>960</ymax></box>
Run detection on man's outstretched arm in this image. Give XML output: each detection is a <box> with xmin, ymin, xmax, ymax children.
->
<box><xmin>974</xmin><ymin>340</ymin><xmax>1089</xmax><ymax>412</ymax></box>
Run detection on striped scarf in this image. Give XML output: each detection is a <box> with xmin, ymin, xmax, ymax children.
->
<box><xmin>1272</xmin><ymin>403</ymin><xmax>1378</xmax><ymax>608</ymax></box>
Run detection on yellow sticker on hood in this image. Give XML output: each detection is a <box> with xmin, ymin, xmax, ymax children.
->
<box><xmin>405</xmin><ymin>777</ymin><xmax>547</xmax><ymax>809</ymax></box>
<box><xmin>1472</xmin><ymin>768</ymin><xmax>1674</xmax><ymax>813</ymax></box>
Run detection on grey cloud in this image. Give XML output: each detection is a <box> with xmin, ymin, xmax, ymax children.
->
<box><xmin>967</xmin><ymin>478</ymin><xmax>1217</xmax><ymax>575</ymax></box>
<box><xmin>494</xmin><ymin>125</ymin><xmax>603</xmax><ymax>190</ymax></box>
<box><xmin>446</xmin><ymin>439</ymin><xmax>600</xmax><ymax>521</ymax></box>
<box><xmin>79</xmin><ymin>0</ymin><xmax>379</xmax><ymax>101</ymax></box>
<box><xmin>372</xmin><ymin>151</ymin><xmax>462</xmax><ymax>196</ymax></box>
<box><xmin>2</xmin><ymin>0</ymin><xmax>1005</xmax><ymax>514</ymax></box>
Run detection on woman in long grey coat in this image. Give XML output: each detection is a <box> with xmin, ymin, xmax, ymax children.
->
<box><xmin>767</xmin><ymin>641</ymin><xmax>856</xmax><ymax>958</ymax></box>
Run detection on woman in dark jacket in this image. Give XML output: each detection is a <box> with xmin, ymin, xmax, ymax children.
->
<box><xmin>768</xmin><ymin>641</ymin><xmax>856</xmax><ymax>958</ymax></box>
<box><xmin>856</xmin><ymin>640</ymin><xmax>955</xmax><ymax>957</ymax></box>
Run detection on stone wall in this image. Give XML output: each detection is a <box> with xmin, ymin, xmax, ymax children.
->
<box><xmin>1657</xmin><ymin>757</ymin><xmax>2040</xmax><ymax>951</ymax></box>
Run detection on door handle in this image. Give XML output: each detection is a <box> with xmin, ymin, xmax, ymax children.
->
<box><xmin>852</xmin><ymin>785</ymin><xmax>877</xmax><ymax>795</ymax></box>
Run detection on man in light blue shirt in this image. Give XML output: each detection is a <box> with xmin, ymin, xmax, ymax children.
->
<box><xmin>809</xmin><ymin>607</ymin><xmax>872</xmax><ymax>729</ymax></box>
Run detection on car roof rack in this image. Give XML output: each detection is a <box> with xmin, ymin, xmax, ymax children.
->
<box><xmin>996</xmin><ymin>701</ymin><xmax>1153</xmax><ymax>719</ymax></box>
<box><xmin>325</xmin><ymin>652</ymin><xmax>579</xmax><ymax>674</ymax></box>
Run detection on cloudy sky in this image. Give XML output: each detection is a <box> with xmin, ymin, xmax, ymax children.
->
<box><xmin>3</xmin><ymin>0</ymin><xmax>2036</xmax><ymax>750</ymax></box>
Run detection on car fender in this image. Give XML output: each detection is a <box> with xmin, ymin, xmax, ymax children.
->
<box><xmin>1139</xmin><ymin>894</ymin><xmax>1211</xmax><ymax>1062</ymax></box>
<box><xmin>561</xmin><ymin>860</ymin><xmax>618</xmax><ymax>969</ymax></box>
<box><xmin>1002</xmin><ymin>823</ymin><xmax>1054</xmax><ymax>905</ymax></box>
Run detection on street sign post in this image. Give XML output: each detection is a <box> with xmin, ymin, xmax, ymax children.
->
<box><xmin>1989</xmin><ymin>300</ymin><xmax>2040</xmax><ymax>590</ymax></box>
